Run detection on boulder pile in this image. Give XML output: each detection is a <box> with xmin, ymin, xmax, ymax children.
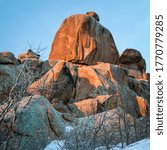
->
<box><xmin>0</xmin><ymin>12</ymin><xmax>149</xmax><ymax>150</ymax></box>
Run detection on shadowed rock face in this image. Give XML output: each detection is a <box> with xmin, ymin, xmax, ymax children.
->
<box><xmin>119</xmin><ymin>48</ymin><xmax>146</xmax><ymax>79</ymax></box>
<box><xmin>49</xmin><ymin>12</ymin><xmax>119</xmax><ymax>65</ymax></box>
<box><xmin>86</xmin><ymin>11</ymin><xmax>100</xmax><ymax>21</ymax></box>
<box><xmin>0</xmin><ymin>51</ymin><xmax>19</xmax><ymax>65</ymax></box>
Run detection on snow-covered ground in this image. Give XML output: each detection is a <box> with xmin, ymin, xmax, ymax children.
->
<box><xmin>44</xmin><ymin>140</ymin><xmax>65</xmax><ymax>150</ymax></box>
<box><xmin>121</xmin><ymin>139</ymin><xmax>150</xmax><ymax>150</ymax></box>
<box><xmin>44</xmin><ymin>138</ymin><xmax>150</xmax><ymax>150</ymax></box>
<box><xmin>95</xmin><ymin>138</ymin><xmax>150</xmax><ymax>150</ymax></box>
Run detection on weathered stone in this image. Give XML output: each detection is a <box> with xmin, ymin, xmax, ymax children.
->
<box><xmin>49</xmin><ymin>13</ymin><xmax>119</xmax><ymax>65</ymax></box>
<box><xmin>127</xmin><ymin>77</ymin><xmax>150</xmax><ymax>104</ymax></box>
<box><xmin>127</xmin><ymin>69</ymin><xmax>144</xmax><ymax>79</ymax></box>
<box><xmin>75</xmin><ymin>63</ymin><xmax>128</xmax><ymax>101</ymax></box>
<box><xmin>28</xmin><ymin>60</ymin><xmax>148</xmax><ymax>117</ymax></box>
<box><xmin>51</xmin><ymin>98</ymin><xmax>71</xmax><ymax>113</ymax></box>
<box><xmin>143</xmin><ymin>73</ymin><xmax>150</xmax><ymax>81</ymax></box>
<box><xmin>21</xmin><ymin>58</ymin><xmax>42</xmax><ymax>72</ymax></box>
<box><xmin>119</xmin><ymin>48</ymin><xmax>147</xmax><ymax>79</ymax></box>
<box><xmin>0</xmin><ymin>51</ymin><xmax>20</xmax><ymax>65</ymax></box>
<box><xmin>66</xmin><ymin>107</ymin><xmax>148</xmax><ymax>149</ymax></box>
<box><xmin>69</xmin><ymin>95</ymin><xmax>118</xmax><ymax>117</ymax></box>
<box><xmin>119</xmin><ymin>49</ymin><xmax>142</xmax><ymax>64</ymax></box>
<box><xmin>136</xmin><ymin>96</ymin><xmax>148</xmax><ymax>116</ymax></box>
<box><xmin>86</xmin><ymin>11</ymin><xmax>100</xmax><ymax>21</ymax></box>
<box><xmin>0</xmin><ymin>95</ymin><xmax>71</xmax><ymax>150</ymax></box>
<box><xmin>40</xmin><ymin>60</ymin><xmax>59</xmax><ymax>77</ymax></box>
<box><xmin>0</xmin><ymin>65</ymin><xmax>17</xmax><ymax>104</ymax></box>
<box><xmin>28</xmin><ymin>61</ymin><xmax>77</xmax><ymax>102</ymax></box>
<box><xmin>18</xmin><ymin>49</ymin><xmax>40</xmax><ymax>61</ymax></box>
<box><xmin>18</xmin><ymin>49</ymin><xmax>43</xmax><ymax>75</ymax></box>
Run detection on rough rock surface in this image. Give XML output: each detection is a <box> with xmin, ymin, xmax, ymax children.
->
<box><xmin>0</xmin><ymin>95</ymin><xmax>72</xmax><ymax>150</ymax></box>
<box><xmin>28</xmin><ymin>61</ymin><xmax>149</xmax><ymax>117</ymax></box>
<box><xmin>69</xmin><ymin>95</ymin><xmax>118</xmax><ymax>117</ymax></box>
<box><xmin>28</xmin><ymin>61</ymin><xmax>77</xmax><ymax>102</ymax></box>
<box><xmin>65</xmin><ymin>107</ymin><xmax>148</xmax><ymax>149</ymax></box>
<box><xmin>0</xmin><ymin>12</ymin><xmax>150</xmax><ymax>150</ymax></box>
<box><xmin>86</xmin><ymin>11</ymin><xmax>100</xmax><ymax>21</ymax></box>
<box><xmin>0</xmin><ymin>65</ymin><xmax>18</xmax><ymax>104</ymax></box>
<box><xmin>0</xmin><ymin>51</ymin><xmax>20</xmax><ymax>65</ymax></box>
<box><xmin>119</xmin><ymin>48</ymin><xmax>146</xmax><ymax>79</ymax></box>
<box><xmin>49</xmin><ymin>12</ymin><xmax>119</xmax><ymax>65</ymax></box>
<box><xmin>18</xmin><ymin>49</ymin><xmax>40</xmax><ymax>61</ymax></box>
<box><xmin>18</xmin><ymin>49</ymin><xmax>43</xmax><ymax>76</ymax></box>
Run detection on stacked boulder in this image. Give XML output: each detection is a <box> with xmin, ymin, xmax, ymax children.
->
<box><xmin>49</xmin><ymin>12</ymin><xmax>119</xmax><ymax>65</ymax></box>
<box><xmin>0</xmin><ymin>51</ymin><xmax>20</xmax><ymax>65</ymax></box>
<box><xmin>18</xmin><ymin>49</ymin><xmax>42</xmax><ymax>72</ymax></box>
<box><xmin>119</xmin><ymin>48</ymin><xmax>149</xmax><ymax>80</ymax></box>
<box><xmin>0</xmin><ymin>51</ymin><xmax>20</xmax><ymax>104</ymax></box>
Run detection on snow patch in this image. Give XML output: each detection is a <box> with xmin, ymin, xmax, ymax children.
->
<box><xmin>95</xmin><ymin>138</ymin><xmax>150</xmax><ymax>150</ymax></box>
<box><xmin>44</xmin><ymin>138</ymin><xmax>150</xmax><ymax>150</ymax></box>
<box><xmin>44</xmin><ymin>140</ymin><xmax>64</xmax><ymax>150</ymax></box>
<box><xmin>65</xmin><ymin>125</ymin><xmax>74</xmax><ymax>133</ymax></box>
<box><xmin>122</xmin><ymin>138</ymin><xmax>150</xmax><ymax>150</ymax></box>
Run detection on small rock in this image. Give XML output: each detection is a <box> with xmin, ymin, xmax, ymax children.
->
<box><xmin>0</xmin><ymin>51</ymin><xmax>20</xmax><ymax>65</ymax></box>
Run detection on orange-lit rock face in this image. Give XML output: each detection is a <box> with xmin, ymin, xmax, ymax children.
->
<box><xmin>136</xmin><ymin>96</ymin><xmax>147</xmax><ymax>116</ymax></box>
<box><xmin>18</xmin><ymin>49</ymin><xmax>40</xmax><ymax>60</ymax></box>
<box><xmin>69</xmin><ymin>95</ymin><xmax>118</xmax><ymax>117</ymax></box>
<box><xmin>27</xmin><ymin>60</ymin><xmax>149</xmax><ymax>117</ymax></box>
<box><xmin>49</xmin><ymin>13</ymin><xmax>119</xmax><ymax>65</ymax></box>
<box><xmin>28</xmin><ymin>61</ymin><xmax>76</xmax><ymax>101</ymax></box>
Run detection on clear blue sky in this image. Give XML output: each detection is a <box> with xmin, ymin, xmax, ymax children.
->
<box><xmin>0</xmin><ymin>0</ymin><xmax>150</xmax><ymax>72</ymax></box>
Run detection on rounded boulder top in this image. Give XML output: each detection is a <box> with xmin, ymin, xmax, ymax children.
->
<box><xmin>119</xmin><ymin>48</ymin><xmax>142</xmax><ymax>64</ymax></box>
<box><xmin>49</xmin><ymin>12</ymin><xmax>119</xmax><ymax>65</ymax></box>
<box><xmin>86</xmin><ymin>11</ymin><xmax>100</xmax><ymax>22</ymax></box>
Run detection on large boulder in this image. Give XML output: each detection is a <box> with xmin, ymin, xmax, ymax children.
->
<box><xmin>69</xmin><ymin>95</ymin><xmax>118</xmax><ymax>117</ymax></box>
<box><xmin>0</xmin><ymin>65</ymin><xmax>18</xmax><ymax>104</ymax></box>
<box><xmin>28</xmin><ymin>61</ymin><xmax>149</xmax><ymax>117</ymax></box>
<box><xmin>75</xmin><ymin>63</ymin><xmax>128</xmax><ymax>101</ymax></box>
<box><xmin>0</xmin><ymin>51</ymin><xmax>19</xmax><ymax>65</ymax></box>
<box><xmin>0</xmin><ymin>95</ymin><xmax>72</xmax><ymax>150</ymax></box>
<box><xmin>49</xmin><ymin>12</ymin><xmax>119</xmax><ymax>65</ymax></box>
<box><xmin>119</xmin><ymin>49</ymin><xmax>146</xmax><ymax>80</ymax></box>
<box><xmin>28</xmin><ymin>61</ymin><xmax>77</xmax><ymax>102</ymax></box>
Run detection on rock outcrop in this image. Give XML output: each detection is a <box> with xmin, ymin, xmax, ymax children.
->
<box><xmin>18</xmin><ymin>49</ymin><xmax>42</xmax><ymax>72</ymax></box>
<box><xmin>0</xmin><ymin>12</ymin><xmax>150</xmax><ymax>150</ymax></box>
<box><xmin>86</xmin><ymin>11</ymin><xmax>100</xmax><ymax>21</ymax></box>
<box><xmin>119</xmin><ymin>48</ymin><xmax>146</xmax><ymax>79</ymax></box>
<box><xmin>0</xmin><ymin>51</ymin><xmax>20</xmax><ymax>65</ymax></box>
<box><xmin>0</xmin><ymin>95</ymin><xmax>73</xmax><ymax>150</ymax></box>
<box><xmin>0</xmin><ymin>65</ymin><xmax>18</xmax><ymax>104</ymax></box>
<box><xmin>28</xmin><ymin>61</ymin><xmax>76</xmax><ymax>102</ymax></box>
<box><xmin>49</xmin><ymin>12</ymin><xmax>119</xmax><ymax>65</ymax></box>
<box><xmin>65</xmin><ymin>107</ymin><xmax>148</xmax><ymax>149</ymax></box>
<box><xmin>18</xmin><ymin>49</ymin><xmax>40</xmax><ymax>61</ymax></box>
<box><xmin>27</xmin><ymin>61</ymin><xmax>149</xmax><ymax>117</ymax></box>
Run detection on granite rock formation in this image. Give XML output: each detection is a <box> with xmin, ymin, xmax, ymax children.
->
<box><xmin>0</xmin><ymin>12</ymin><xmax>150</xmax><ymax>150</ymax></box>
<box><xmin>49</xmin><ymin>12</ymin><xmax>119</xmax><ymax>65</ymax></box>
<box><xmin>119</xmin><ymin>48</ymin><xmax>147</xmax><ymax>79</ymax></box>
